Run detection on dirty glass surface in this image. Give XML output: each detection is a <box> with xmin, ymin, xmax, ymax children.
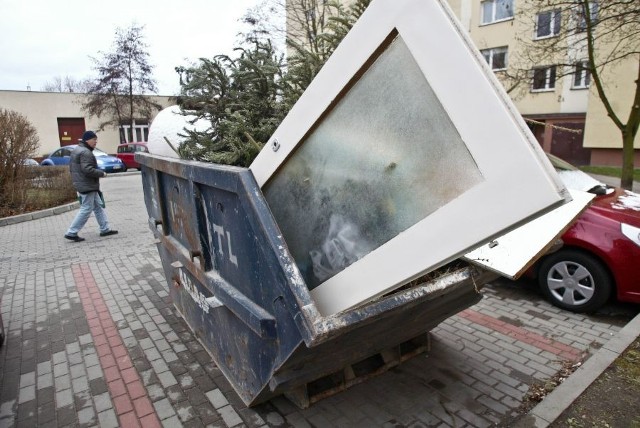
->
<box><xmin>263</xmin><ymin>35</ymin><xmax>484</xmax><ymax>290</ymax></box>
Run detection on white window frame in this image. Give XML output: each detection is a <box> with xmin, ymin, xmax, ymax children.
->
<box><xmin>251</xmin><ymin>0</ymin><xmax>568</xmax><ymax>316</ymax></box>
<box><xmin>481</xmin><ymin>0</ymin><xmax>514</xmax><ymax>25</ymax></box>
<box><xmin>531</xmin><ymin>66</ymin><xmax>557</xmax><ymax>91</ymax></box>
<box><xmin>535</xmin><ymin>9</ymin><xmax>562</xmax><ymax>39</ymax></box>
<box><xmin>120</xmin><ymin>119</ymin><xmax>150</xmax><ymax>143</ymax></box>
<box><xmin>481</xmin><ymin>46</ymin><xmax>508</xmax><ymax>71</ymax></box>
<box><xmin>576</xmin><ymin>1</ymin><xmax>599</xmax><ymax>32</ymax></box>
<box><xmin>572</xmin><ymin>60</ymin><xmax>591</xmax><ymax>89</ymax></box>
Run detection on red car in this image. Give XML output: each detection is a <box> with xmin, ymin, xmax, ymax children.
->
<box><xmin>116</xmin><ymin>142</ymin><xmax>148</xmax><ymax>170</ymax></box>
<box><xmin>535</xmin><ymin>154</ymin><xmax>640</xmax><ymax>312</ymax></box>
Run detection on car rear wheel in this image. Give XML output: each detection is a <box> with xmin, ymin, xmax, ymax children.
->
<box><xmin>538</xmin><ymin>249</ymin><xmax>612</xmax><ymax>313</ymax></box>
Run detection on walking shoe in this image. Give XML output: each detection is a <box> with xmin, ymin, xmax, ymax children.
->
<box><xmin>64</xmin><ymin>234</ymin><xmax>85</xmax><ymax>242</ymax></box>
<box><xmin>99</xmin><ymin>230</ymin><xmax>119</xmax><ymax>237</ymax></box>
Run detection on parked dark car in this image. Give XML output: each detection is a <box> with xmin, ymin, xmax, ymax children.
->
<box><xmin>116</xmin><ymin>142</ymin><xmax>148</xmax><ymax>170</ymax></box>
<box><xmin>40</xmin><ymin>145</ymin><xmax>126</xmax><ymax>172</ymax></box>
<box><xmin>534</xmin><ymin>154</ymin><xmax>640</xmax><ymax>312</ymax></box>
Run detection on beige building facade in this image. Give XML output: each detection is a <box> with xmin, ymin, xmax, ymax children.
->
<box><xmin>0</xmin><ymin>90</ymin><xmax>172</xmax><ymax>159</ymax></box>
<box><xmin>287</xmin><ymin>0</ymin><xmax>639</xmax><ymax>167</ymax></box>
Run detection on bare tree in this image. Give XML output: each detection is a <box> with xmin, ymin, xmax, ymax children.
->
<box><xmin>514</xmin><ymin>0</ymin><xmax>640</xmax><ymax>189</ymax></box>
<box><xmin>240</xmin><ymin>0</ymin><xmax>336</xmax><ymax>54</ymax></box>
<box><xmin>82</xmin><ymin>24</ymin><xmax>162</xmax><ymax>142</ymax></box>
<box><xmin>0</xmin><ymin>109</ymin><xmax>39</xmax><ymax>212</ymax></box>
<box><xmin>42</xmin><ymin>76</ymin><xmax>92</xmax><ymax>93</ymax></box>
<box><xmin>239</xmin><ymin>0</ymin><xmax>286</xmax><ymax>50</ymax></box>
<box><xmin>282</xmin><ymin>0</ymin><xmax>371</xmax><ymax>107</ymax></box>
<box><xmin>239</xmin><ymin>0</ymin><xmax>370</xmax><ymax>102</ymax></box>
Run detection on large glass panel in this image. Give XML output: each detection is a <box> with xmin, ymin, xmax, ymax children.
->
<box><xmin>532</xmin><ymin>68</ymin><xmax>547</xmax><ymax>89</ymax></box>
<box><xmin>481</xmin><ymin>1</ymin><xmax>494</xmax><ymax>24</ymax></box>
<box><xmin>482</xmin><ymin>49</ymin><xmax>491</xmax><ymax>64</ymax></box>
<box><xmin>496</xmin><ymin>0</ymin><xmax>513</xmax><ymax>20</ymax></box>
<box><xmin>553</xmin><ymin>11</ymin><xmax>562</xmax><ymax>34</ymax></box>
<box><xmin>537</xmin><ymin>12</ymin><xmax>552</xmax><ymax>37</ymax></box>
<box><xmin>492</xmin><ymin>48</ymin><xmax>507</xmax><ymax>69</ymax></box>
<box><xmin>264</xmin><ymin>35</ymin><xmax>484</xmax><ymax>290</ymax></box>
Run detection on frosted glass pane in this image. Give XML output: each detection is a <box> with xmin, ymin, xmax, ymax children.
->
<box><xmin>264</xmin><ymin>35</ymin><xmax>483</xmax><ymax>290</ymax></box>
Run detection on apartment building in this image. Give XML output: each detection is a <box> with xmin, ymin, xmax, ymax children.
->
<box><xmin>287</xmin><ymin>0</ymin><xmax>639</xmax><ymax>167</ymax></box>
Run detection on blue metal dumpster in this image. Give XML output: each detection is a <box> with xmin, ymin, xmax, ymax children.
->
<box><xmin>137</xmin><ymin>153</ymin><xmax>494</xmax><ymax>407</ymax></box>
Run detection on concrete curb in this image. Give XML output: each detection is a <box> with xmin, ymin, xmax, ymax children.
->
<box><xmin>516</xmin><ymin>311</ymin><xmax>640</xmax><ymax>427</ymax></box>
<box><xmin>0</xmin><ymin>201</ymin><xmax>79</xmax><ymax>227</ymax></box>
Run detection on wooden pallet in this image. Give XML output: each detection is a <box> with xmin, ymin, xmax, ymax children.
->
<box><xmin>284</xmin><ymin>332</ymin><xmax>431</xmax><ymax>408</ymax></box>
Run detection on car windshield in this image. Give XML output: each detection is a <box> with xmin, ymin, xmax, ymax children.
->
<box><xmin>546</xmin><ymin>153</ymin><xmax>609</xmax><ymax>195</ymax></box>
<box><xmin>93</xmin><ymin>149</ymin><xmax>108</xmax><ymax>157</ymax></box>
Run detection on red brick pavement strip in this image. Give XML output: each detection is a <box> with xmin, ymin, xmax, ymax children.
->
<box><xmin>459</xmin><ymin>309</ymin><xmax>583</xmax><ymax>361</ymax></box>
<box><xmin>72</xmin><ymin>263</ymin><xmax>162</xmax><ymax>428</ymax></box>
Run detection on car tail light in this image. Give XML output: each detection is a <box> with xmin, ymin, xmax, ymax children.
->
<box><xmin>621</xmin><ymin>223</ymin><xmax>640</xmax><ymax>247</ymax></box>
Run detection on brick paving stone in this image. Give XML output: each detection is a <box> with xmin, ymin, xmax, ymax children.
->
<box><xmin>127</xmin><ymin>380</ymin><xmax>147</xmax><ymax>400</ymax></box>
<box><xmin>69</xmin><ymin>363</ymin><xmax>86</xmax><ymax>379</ymax></box>
<box><xmin>140</xmin><ymin>412</ymin><xmax>163</xmax><ymax>428</ymax></box>
<box><xmin>158</xmin><ymin>371</ymin><xmax>179</xmax><ymax>389</ymax></box>
<box><xmin>161</xmin><ymin>415</ymin><xmax>183</xmax><ymax>427</ymax></box>
<box><xmin>77</xmin><ymin>405</ymin><xmax>97</xmax><ymax>425</ymax></box>
<box><xmin>119</xmin><ymin>411</ymin><xmax>142</xmax><ymax>428</ymax></box>
<box><xmin>154</xmin><ymin>398</ymin><xmax>177</xmax><ymax>421</ymax></box>
<box><xmin>55</xmin><ymin>388</ymin><xmax>74</xmax><ymax>409</ymax></box>
<box><xmin>18</xmin><ymin>385</ymin><xmax>35</xmax><ymax>404</ymax></box>
<box><xmin>36</xmin><ymin>386</ymin><xmax>54</xmax><ymax>404</ymax></box>
<box><xmin>72</xmin><ymin>376</ymin><xmax>89</xmax><ymax>393</ymax></box>
<box><xmin>472</xmin><ymin>380</ymin><xmax>505</xmax><ymax>401</ymax></box>
<box><xmin>206</xmin><ymin>389</ymin><xmax>228</xmax><ymax>410</ymax></box>
<box><xmin>218</xmin><ymin>405</ymin><xmax>243</xmax><ymax>427</ymax></box>
<box><xmin>494</xmin><ymin>382</ymin><xmax>525</xmax><ymax>401</ymax></box>
<box><xmin>113</xmin><ymin>394</ymin><xmax>134</xmax><ymax>415</ymax></box>
<box><xmin>133</xmin><ymin>395</ymin><xmax>155</xmax><ymax>418</ymax></box>
<box><xmin>147</xmin><ymin>383</ymin><xmax>167</xmax><ymax>401</ymax></box>
<box><xmin>37</xmin><ymin>401</ymin><xmax>56</xmax><ymax>425</ymax></box>
<box><xmin>97</xmin><ymin>409</ymin><xmax>119</xmax><ymax>428</ymax></box>
<box><xmin>175</xmin><ymin>400</ymin><xmax>197</xmax><ymax>423</ymax></box>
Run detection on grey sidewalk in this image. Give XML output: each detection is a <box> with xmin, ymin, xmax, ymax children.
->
<box><xmin>0</xmin><ymin>172</ymin><xmax>638</xmax><ymax>427</ymax></box>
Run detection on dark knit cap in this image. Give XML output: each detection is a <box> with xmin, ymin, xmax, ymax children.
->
<box><xmin>81</xmin><ymin>131</ymin><xmax>97</xmax><ymax>142</ymax></box>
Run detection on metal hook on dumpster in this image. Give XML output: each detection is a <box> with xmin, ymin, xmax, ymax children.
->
<box><xmin>189</xmin><ymin>249</ymin><xmax>203</xmax><ymax>265</ymax></box>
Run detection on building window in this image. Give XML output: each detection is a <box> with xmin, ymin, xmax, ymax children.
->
<box><xmin>532</xmin><ymin>66</ymin><xmax>557</xmax><ymax>91</ymax></box>
<box><xmin>481</xmin><ymin>46</ymin><xmax>508</xmax><ymax>71</ymax></box>
<box><xmin>576</xmin><ymin>1</ymin><xmax>599</xmax><ymax>32</ymax></box>
<box><xmin>573</xmin><ymin>61</ymin><xmax>591</xmax><ymax>89</ymax></box>
<box><xmin>481</xmin><ymin>0</ymin><xmax>514</xmax><ymax>25</ymax></box>
<box><xmin>119</xmin><ymin>120</ymin><xmax>150</xmax><ymax>143</ymax></box>
<box><xmin>535</xmin><ymin>9</ymin><xmax>561</xmax><ymax>39</ymax></box>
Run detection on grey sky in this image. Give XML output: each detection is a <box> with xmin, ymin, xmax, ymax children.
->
<box><xmin>0</xmin><ymin>0</ymin><xmax>272</xmax><ymax>95</ymax></box>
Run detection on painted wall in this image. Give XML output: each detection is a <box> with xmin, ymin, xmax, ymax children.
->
<box><xmin>583</xmin><ymin>55</ymin><xmax>640</xmax><ymax>150</ymax></box>
<box><xmin>0</xmin><ymin>90</ymin><xmax>172</xmax><ymax>156</ymax></box>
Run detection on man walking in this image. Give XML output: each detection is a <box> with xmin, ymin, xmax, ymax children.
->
<box><xmin>64</xmin><ymin>131</ymin><xmax>118</xmax><ymax>242</ymax></box>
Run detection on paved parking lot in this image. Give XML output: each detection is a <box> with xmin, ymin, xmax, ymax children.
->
<box><xmin>0</xmin><ymin>172</ymin><xmax>636</xmax><ymax>427</ymax></box>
